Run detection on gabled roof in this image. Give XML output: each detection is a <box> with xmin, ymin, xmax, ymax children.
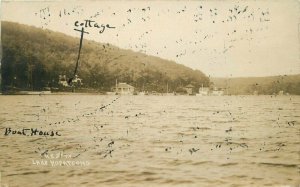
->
<box><xmin>185</xmin><ymin>84</ymin><xmax>194</xmax><ymax>88</ymax></box>
<box><xmin>116</xmin><ymin>83</ymin><xmax>134</xmax><ymax>88</ymax></box>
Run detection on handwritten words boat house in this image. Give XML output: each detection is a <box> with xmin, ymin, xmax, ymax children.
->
<box><xmin>113</xmin><ymin>83</ymin><xmax>135</xmax><ymax>95</ymax></box>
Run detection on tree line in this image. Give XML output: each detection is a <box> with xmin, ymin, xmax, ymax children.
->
<box><xmin>1</xmin><ymin>21</ymin><xmax>210</xmax><ymax>93</ymax></box>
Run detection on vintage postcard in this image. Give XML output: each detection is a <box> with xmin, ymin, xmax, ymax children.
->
<box><xmin>0</xmin><ymin>0</ymin><xmax>299</xmax><ymax>186</ymax></box>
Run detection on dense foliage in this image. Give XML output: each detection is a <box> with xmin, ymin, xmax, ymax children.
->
<box><xmin>1</xmin><ymin>21</ymin><xmax>209</xmax><ymax>93</ymax></box>
<box><xmin>211</xmin><ymin>75</ymin><xmax>300</xmax><ymax>95</ymax></box>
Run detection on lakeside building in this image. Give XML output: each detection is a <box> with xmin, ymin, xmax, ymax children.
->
<box><xmin>211</xmin><ymin>87</ymin><xmax>225</xmax><ymax>96</ymax></box>
<box><xmin>112</xmin><ymin>83</ymin><xmax>135</xmax><ymax>95</ymax></box>
<box><xmin>58</xmin><ymin>75</ymin><xmax>82</xmax><ymax>87</ymax></box>
<box><xmin>197</xmin><ymin>86</ymin><xmax>210</xmax><ymax>96</ymax></box>
<box><xmin>58</xmin><ymin>75</ymin><xmax>69</xmax><ymax>87</ymax></box>
<box><xmin>196</xmin><ymin>85</ymin><xmax>225</xmax><ymax>96</ymax></box>
<box><xmin>185</xmin><ymin>84</ymin><xmax>195</xmax><ymax>95</ymax></box>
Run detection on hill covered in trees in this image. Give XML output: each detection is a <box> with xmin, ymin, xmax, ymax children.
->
<box><xmin>1</xmin><ymin>21</ymin><xmax>209</xmax><ymax>93</ymax></box>
<box><xmin>211</xmin><ymin>74</ymin><xmax>300</xmax><ymax>95</ymax></box>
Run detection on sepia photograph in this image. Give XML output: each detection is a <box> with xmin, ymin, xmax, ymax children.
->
<box><xmin>0</xmin><ymin>0</ymin><xmax>299</xmax><ymax>186</ymax></box>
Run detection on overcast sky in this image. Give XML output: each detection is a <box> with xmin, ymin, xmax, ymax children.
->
<box><xmin>1</xmin><ymin>0</ymin><xmax>300</xmax><ymax>77</ymax></box>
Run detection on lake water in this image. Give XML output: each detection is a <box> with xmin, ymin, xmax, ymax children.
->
<box><xmin>0</xmin><ymin>95</ymin><xmax>299</xmax><ymax>187</ymax></box>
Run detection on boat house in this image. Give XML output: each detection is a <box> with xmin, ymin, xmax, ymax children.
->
<box><xmin>113</xmin><ymin>83</ymin><xmax>135</xmax><ymax>95</ymax></box>
<box><xmin>198</xmin><ymin>86</ymin><xmax>210</xmax><ymax>96</ymax></box>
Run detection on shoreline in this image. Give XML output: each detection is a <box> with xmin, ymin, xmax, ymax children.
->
<box><xmin>0</xmin><ymin>92</ymin><xmax>298</xmax><ymax>96</ymax></box>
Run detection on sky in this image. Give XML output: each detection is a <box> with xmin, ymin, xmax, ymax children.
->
<box><xmin>1</xmin><ymin>0</ymin><xmax>300</xmax><ymax>77</ymax></box>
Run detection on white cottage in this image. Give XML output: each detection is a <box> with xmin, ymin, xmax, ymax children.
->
<box><xmin>113</xmin><ymin>83</ymin><xmax>135</xmax><ymax>95</ymax></box>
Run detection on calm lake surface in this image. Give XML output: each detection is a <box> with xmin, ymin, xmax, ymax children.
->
<box><xmin>0</xmin><ymin>95</ymin><xmax>299</xmax><ymax>187</ymax></box>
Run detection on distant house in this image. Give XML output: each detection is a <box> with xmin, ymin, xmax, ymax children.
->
<box><xmin>58</xmin><ymin>75</ymin><xmax>82</xmax><ymax>87</ymax></box>
<box><xmin>278</xmin><ymin>90</ymin><xmax>284</xmax><ymax>96</ymax></box>
<box><xmin>71</xmin><ymin>75</ymin><xmax>83</xmax><ymax>86</ymax></box>
<box><xmin>197</xmin><ymin>86</ymin><xmax>210</xmax><ymax>96</ymax></box>
<box><xmin>211</xmin><ymin>87</ymin><xmax>224</xmax><ymax>96</ymax></box>
<box><xmin>113</xmin><ymin>83</ymin><xmax>135</xmax><ymax>95</ymax></box>
<box><xmin>58</xmin><ymin>75</ymin><xmax>69</xmax><ymax>87</ymax></box>
<box><xmin>185</xmin><ymin>84</ymin><xmax>194</xmax><ymax>95</ymax></box>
